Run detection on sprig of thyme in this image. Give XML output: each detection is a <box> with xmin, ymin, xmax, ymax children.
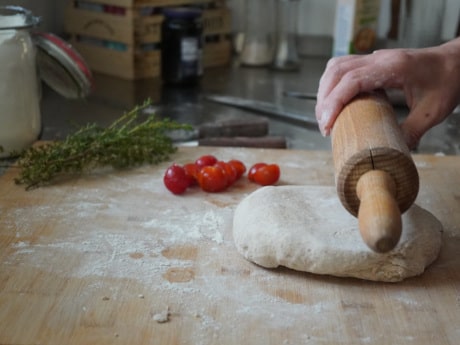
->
<box><xmin>13</xmin><ymin>100</ymin><xmax>192</xmax><ymax>189</ymax></box>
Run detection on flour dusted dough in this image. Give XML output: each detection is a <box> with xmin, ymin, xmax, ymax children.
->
<box><xmin>233</xmin><ymin>186</ymin><xmax>442</xmax><ymax>282</ymax></box>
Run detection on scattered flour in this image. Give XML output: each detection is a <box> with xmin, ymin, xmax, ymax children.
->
<box><xmin>3</xmin><ymin>179</ymin><xmax>341</xmax><ymax>339</ymax></box>
<box><xmin>2</xmin><ymin>164</ymin><xmax>450</xmax><ymax>344</ymax></box>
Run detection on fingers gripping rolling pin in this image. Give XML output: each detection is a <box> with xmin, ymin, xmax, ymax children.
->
<box><xmin>331</xmin><ymin>93</ymin><xmax>419</xmax><ymax>253</ymax></box>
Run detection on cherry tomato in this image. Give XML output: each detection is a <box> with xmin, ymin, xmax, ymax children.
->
<box><xmin>195</xmin><ymin>154</ymin><xmax>218</xmax><ymax>169</ymax></box>
<box><xmin>197</xmin><ymin>165</ymin><xmax>228</xmax><ymax>192</ymax></box>
<box><xmin>163</xmin><ymin>164</ymin><xmax>190</xmax><ymax>194</ymax></box>
<box><xmin>183</xmin><ymin>163</ymin><xmax>199</xmax><ymax>186</ymax></box>
<box><xmin>215</xmin><ymin>161</ymin><xmax>238</xmax><ymax>187</ymax></box>
<box><xmin>248</xmin><ymin>163</ymin><xmax>267</xmax><ymax>182</ymax></box>
<box><xmin>252</xmin><ymin>164</ymin><xmax>280</xmax><ymax>186</ymax></box>
<box><xmin>228</xmin><ymin>159</ymin><xmax>246</xmax><ymax>179</ymax></box>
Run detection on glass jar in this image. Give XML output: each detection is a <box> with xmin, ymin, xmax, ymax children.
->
<box><xmin>0</xmin><ymin>6</ymin><xmax>41</xmax><ymax>157</ymax></box>
<box><xmin>240</xmin><ymin>0</ymin><xmax>276</xmax><ymax>67</ymax></box>
<box><xmin>161</xmin><ymin>7</ymin><xmax>204</xmax><ymax>85</ymax></box>
<box><xmin>272</xmin><ymin>0</ymin><xmax>300</xmax><ymax>71</ymax></box>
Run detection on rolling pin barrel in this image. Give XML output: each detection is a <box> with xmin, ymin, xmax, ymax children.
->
<box><xmin>330</xmin><ymin>93</ymin><xmax>419</xmax><ymax>253</ymax></box>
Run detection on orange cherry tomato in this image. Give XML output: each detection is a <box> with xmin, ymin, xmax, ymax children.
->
<box><xmin>252</xmin><ymin>164</ymin><xmax>280</xmax><ymax>186</ymax></box>
<box><xmin>215</xmin><ymin>161</ymin><xmax>238</xmax><ymax>186</ymax></box>
<box><xmin>197</xmin><ymin>165</ymin><xmax>228</xmax><ymax>192</ymax></box>
<box><xmin>183</xmin><ymin>163</ymin><xmax>200</xmax><ymax>186</ymax></box>
<box><xmin>228</xmin><ymin>159</ymin><xmax>246</xmax><ymax>179</ymax></box>
<box><xmin>248</xmin><ymin>163</ymin><xmax>267</xmax><ymax>182</ymax></box>
<box><xmin>164</xmin><ymin>156</ymin><xmax>280</xmax><ymax>194</ymax></box>
<box><xmin>195</xmin><ymin>154</ymin><xmax>218</xmax><ymax>169</ymax></box>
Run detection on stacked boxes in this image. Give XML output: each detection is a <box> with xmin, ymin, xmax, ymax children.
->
<box><xmin>64</xmin><ymin>0</ymin><xmax>232</xmax><ymax>80</ymax></box>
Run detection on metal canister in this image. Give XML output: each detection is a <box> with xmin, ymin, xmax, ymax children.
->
<box><xmin>161</xmin><ymin>7</ymin><xmax>204</xmax><ymax>85</ymax></box>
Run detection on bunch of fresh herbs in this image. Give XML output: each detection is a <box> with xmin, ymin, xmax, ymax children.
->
<box><xmin>7</xmin><ymin>100</ymin><xmax>191</xmax><ymax>190</ymax></box>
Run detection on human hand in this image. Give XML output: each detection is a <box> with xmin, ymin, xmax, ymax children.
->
<box><xmin>315</xmin><ymin>39</ymin><xmax>460</xmax><ymax>149</ymax></box>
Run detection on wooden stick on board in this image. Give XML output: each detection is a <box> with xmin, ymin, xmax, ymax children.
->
<box><xmin>331</xmin><ymin>92</ymin><xmax>419</xmax><ymax>253</ymax></box>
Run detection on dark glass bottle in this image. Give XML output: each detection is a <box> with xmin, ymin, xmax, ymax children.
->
<box><xmin>161</xmin><ymin>7</ymin><xmax>204</xmax><ymax>85</ymax></box>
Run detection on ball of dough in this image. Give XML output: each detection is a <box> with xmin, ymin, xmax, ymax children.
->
<box><xmin>232</xmin><ymin>185</ymin><xmax>442</xmax><ymax>282</ymax></box>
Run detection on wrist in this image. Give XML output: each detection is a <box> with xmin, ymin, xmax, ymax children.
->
<box><xmin>439</xmin><ymin>37</ymin><xmax>460</xmax><ymax>54</ymax></box>
<box><xmin>439</xmin><ymin>38</ymin><xmax>460</xmax><ymax>76</ymax></box>
<box><xmin>438</xmin><ymin>38</ymin><xmax>460</xmax><ymax>105</ymax></box>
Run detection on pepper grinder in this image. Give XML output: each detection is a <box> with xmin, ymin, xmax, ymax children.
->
<box><xmin>272</xmin><ymin>0</ymin><xmax>301</xmax><ymax>71</ymax></box>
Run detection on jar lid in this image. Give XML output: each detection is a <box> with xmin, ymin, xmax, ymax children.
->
<box><xmin>162</xmin><ymin>7</ymin><xmax>202</xmax><ymax>19</ymax></box>
<box><xmin>0</xmin><ymin>5</ymin><xmax>41</xmax><ymax>30</ymax></box>
<box><xmin>34</xmin><ymin>32</ymin><xmax>94</xmax><ymax>99</ymax></box>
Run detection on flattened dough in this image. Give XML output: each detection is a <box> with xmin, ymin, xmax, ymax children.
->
<box><xmin>233</xmin><ymin>186</ymin><xmax>442</xmax><ymax>282</ymax></box>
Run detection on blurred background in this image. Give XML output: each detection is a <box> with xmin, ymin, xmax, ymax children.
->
<box><xmin>1</xmin><ymin>0</ymin><xmax>459</xmax><ymax>56</ymax></box>
<box><xmin>1</xmin><ymin>0</ymin><xmax>460</xmax><ymax>154</ymax></box>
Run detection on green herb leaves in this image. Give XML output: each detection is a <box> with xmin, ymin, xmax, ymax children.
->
<box><xmin>14</xmin><ymin>100</ymin><xmax>192</xmax><ymax>189</ymax></box>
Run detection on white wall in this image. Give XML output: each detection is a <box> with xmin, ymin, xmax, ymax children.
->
<box><xmin>229</xmin><ymin>0</ymin><xmax>459</xmax><ymax>41</ymax></box>
<box><xmin>298</xmin><ymin>0</ymin><xmax>336</xmax><ymax>36</ymax></box>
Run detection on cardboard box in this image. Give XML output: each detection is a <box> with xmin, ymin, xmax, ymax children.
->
<box><xmin>332</xmin><ymin>0</ymin><xmax>380</xmax><ymax>56</ymax></box>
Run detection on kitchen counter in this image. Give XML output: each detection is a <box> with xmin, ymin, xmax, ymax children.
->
<box><xmin>40</xmin><ymin>57</ymin><xmax>327</xmax><ymax>151</ymax></box>
<box><xmin>39</xmin><ymin>56</ymin><xmax>460</xmax><ymax>155</ymax></box>
<box><xmin>2</xmin><ymin>58</ymin><xmax>460</xmax><ymax>344</ymax></box>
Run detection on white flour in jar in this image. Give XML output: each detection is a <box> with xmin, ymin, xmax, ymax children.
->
<box><xmin>0</xmin><ymin>12</ymin><xmax>41</xmax><ymax>157</ymax></box>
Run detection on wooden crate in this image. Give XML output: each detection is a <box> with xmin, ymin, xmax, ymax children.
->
<box><xmin>70</xmin><ymin>40</ymin><xmax>161</xmax><ymax>80</ymax></box>
<box><xmin>203</xmin><ymin>36</ymin><xmax>232</xmax><ymax>67</ymax></box>
<box><xmin>64</xmin><ymin>0</ymin><xmax>232</xmax><ymax>80</ymax></box>
<box><xmin>65</xmin><ymin>6</ymin><xmax>163</xmax><ymax>44</ymax></box>
<box><xmin>81</xmin><ymin>0</ymin><xmax>225</xmax><ymax>8</ymax></box>
<box><xmin>202</xmin><ymin>7</ymin><xmax>231</xmax><ymax>36</ymax></box>
<box><xmin>201</xmin><ymin>6</ymin><xmax>232</xmax><ymax>68</ymax></box>
<box><xmin>65</xmin><ymin>1</ymin><xmax>163</xmax><ymax>79</ymax></box>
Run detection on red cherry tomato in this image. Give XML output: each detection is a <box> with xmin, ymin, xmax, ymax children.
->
<box><xmin>228</xmin><ymin>159</ymin><xmax>246</xmax><ymax>179</ymax></box>
<box><xmin>197</xmin><ymin>165</ymin><xmax>228</xmax><ymax>192</ymax></box>
<box><xmin>252</xmin><ymin>164</ymin><xmax>280</xmax><ymax>186</ymax></box>
<box><xmin>248</xmin><ymin>163</ymin><xmax>267</xmax><ymax>182</ymax></box>
<box><xmin>163</xmin><ymin>164</ymin><xmax>190</xmax><ymax>194</ymax></box>
<box><xmin>195</xmin><ymin>154</ymin><xmax>218</xmax><ymax>169</ymax></box>
<box><xmin>215</xmin><ymin>161</ymin><xmax>238</xmax><ymax>186</ymax></box>
<box><xmin>183</xmin><ymin>163</ymin><xmax>199</xmax><ymax>186</ymax></box>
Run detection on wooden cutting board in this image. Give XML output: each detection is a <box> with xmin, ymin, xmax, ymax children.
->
<box><xmin>0</xmin><ymin>146</ymin><xmax>459</xmax><ymax>345</ymax></box>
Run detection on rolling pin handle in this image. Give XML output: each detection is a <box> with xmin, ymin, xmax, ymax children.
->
<box><xmin>356</xmin><ymin>170</ymin><xmax>402</xmax><ymax>253</ymax></box>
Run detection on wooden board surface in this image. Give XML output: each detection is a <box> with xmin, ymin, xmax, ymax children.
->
<box><xmin>0</xmin><ymin>146</ymin><xmax>459</xmax><ymax>345</ymax></box>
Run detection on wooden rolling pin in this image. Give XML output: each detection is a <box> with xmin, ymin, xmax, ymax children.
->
<box><xmin>331</xmin><ymin>93</ymin><xmax>419</xmax><ymax>253</ymax></box>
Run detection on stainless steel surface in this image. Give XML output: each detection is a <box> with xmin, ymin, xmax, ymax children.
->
<box><xmin>282</xmin><ymin>90</ymin><xmax>317</xmax><ymax>100</ymax></box>
<box><xmin>205</xmin><ymin>94</ymin><xmax>318</xmax><ymax>129</ymax></box>
<box><xmin>32</xmin><ymin>57</ymin><xmax>460</xmax><ymax>156</ymax></box>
